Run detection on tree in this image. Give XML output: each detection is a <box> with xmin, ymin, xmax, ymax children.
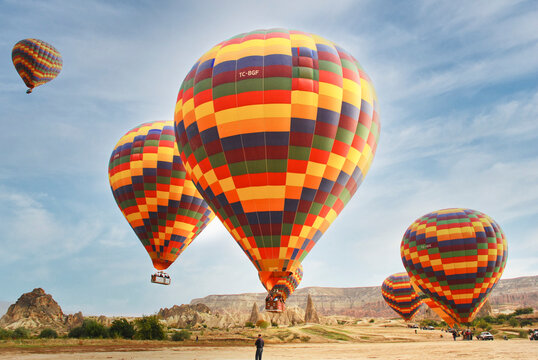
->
<box><xmin>134</xmin><ymin>315</ymin><xmax>166</xmax><ymax>340</ymax></box>
<box><xmin>513</xmin><ymin>307</ymin><xmax>534</xmax><ymax>316</ymax></box>
<box><xmin>171</xmin><ymin>329</ymin><xmax>191</xmax><ymax>341</ymax></box>
<box><xmin>256</xmin><ymin>320</ymin><xmax>269</xmax><ymax>329</ymax></box>
<box><xmin>12</xmin><ymin>327</ymin><xmax>30</xmax><ymax>339</ymax></box>
<box><xmin>39</xmin><ymin>328</ymin><xmax>58</xmax><ymax>339</ymax></box>
<box><xmin>109</xmin><ymin>318</ymin><xmax>135</xmax><ymax>339</ymax></box>
<box><xmin>68</xmin><ymin>319</ymin><xmax>109</xmax><ymax>338</ymax></box>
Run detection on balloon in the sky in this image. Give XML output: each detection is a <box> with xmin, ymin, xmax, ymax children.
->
<box><xmin>12</xmin><ymin>39</ymin><xmax>62</xmax><ymax>94</ymax></box>
<box><xmin>108</xmin><ymin>121</ymin><xmax>214</xmax><ymax>278</ymax></box>
<box><xmin>401</xmin><ymin>208</ymin><xmax>507</xmax><ymax>324</ymax></box>
<box><xmin>174</xmin><ymin>29</ymin><xmax>380</xmax><ymax>307</ymax></box>
<box><xmin>410</xmin><ymin>280</ymin><xmax>456</xmax><ymax>327</ymax></box>
<box><xmin>381</xmin><ymin>272</ymin><xmax>423</xmax><ymax>321</ymax></box>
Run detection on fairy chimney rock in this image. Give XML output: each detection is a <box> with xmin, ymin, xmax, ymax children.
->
<box><xmin>304</xmin><ymin>294</ymin><xmax>320</xmax><ymax>323</ymax></box>
<box><xmin>249</xmin><ymin>302</ymin><xmax>262</xmax><ymax>323</ymax></box>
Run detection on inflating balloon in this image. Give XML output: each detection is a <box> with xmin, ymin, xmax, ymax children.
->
<box><xmin>410</xmin><ymin>280</ymin><xmax>456</xmax><ymax>327</ymax></box>
<box><xmin>381</xmin><ymin>272</ymin><xmax>423</xmax><ymax>321</ymax></box>
<box><xmin>108</xmin><ymin>121</ymin><xmax>214</xmax><ymax>283</ymax></box>
<box><xmin>174</xmin><ymin>29</ymin><xmax>380</xmax><ymax>309</ymax></box>
<box><xmin>401</xmin><ymin>208</ymin><xmax>507</xmax><ymax>324</ymax></box>
<box><xmin>12</xmin><ymin>39</ymin><xmax>62</xmax><ymax>94</ymax></box>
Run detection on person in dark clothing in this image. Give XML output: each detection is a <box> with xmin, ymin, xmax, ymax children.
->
<box><xmin>255</xmin><ymin>334</ymin><xmax>264</xmax><ymax>360</ymax></box>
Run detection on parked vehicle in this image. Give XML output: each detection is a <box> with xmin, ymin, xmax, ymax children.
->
<box><xmin>530</xmin><ymin>330</ymin><xmax>538</xmax><ymax>340</ymax></box>
<box><xmin>477</xmin><ymin>331</ymin><xmax>494</xmax><ymax>340</ymax></box>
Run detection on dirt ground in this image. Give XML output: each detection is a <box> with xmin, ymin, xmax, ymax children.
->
<box><xmin>0</xmin><ymin>321</ymin><xmax>536</xmax><ymax>360</ymax></box>
<box><xmin>0</xmin><ymin>341</ymin><xmax>536</xmax><ymax>360</ymax></box>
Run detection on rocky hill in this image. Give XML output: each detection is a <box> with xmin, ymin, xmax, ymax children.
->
<box><xmin>191</xmin><ymin>275</ymin><xmax>538</xmax><ymax>317</ymax></box>
<box><xmin>0</xmin><ymin>288</ymin><xmax>83</xmax><ymax>333</ymax></box>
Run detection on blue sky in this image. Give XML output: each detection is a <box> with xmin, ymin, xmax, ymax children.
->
<box><xmin>0</xmin><ymin>0</ymin><xmax>536</xmax><ymax>316</ymax></box>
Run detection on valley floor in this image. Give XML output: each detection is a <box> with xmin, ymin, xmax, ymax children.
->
<box><xmin>0</xmin><ymin>340</ymin><xmax>536</xmax><ymax>360</ymax></box>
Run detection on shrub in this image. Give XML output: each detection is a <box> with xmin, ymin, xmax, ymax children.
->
<box><xmin>369</xmin><ymin>319</ymin><xmax>375</xmax><ymax>323</ymax></box>
<box><xmin>134</xmin><ymin>315</ymin><xmax>165</xmax><ymax>340</ymax></box>
<box><xmin>171</xmin><ymin>329</ymin><xmax>191</xmax><ymax>341</ymax></box>
<box><xmin>0</xmin><ymin>328</ymin><xmax>14</xmax><ymax>340</ymax></box>
<box><xmin>271</xmin><ymin>322</ymin><xmax>278</xmax><ymax>328</ymax></box>
<box><xmin>300</xmin><ymin>335</ymin><xmax>311</xmax><ymax>342</ymax></box>
<box><xmin>245</xmin><ymin>321</ymin><xmax>255</xmax><ymax>328</ymax></box>
<box><xmin>508</xmin><ymin>318</ymin><xmax>519</xmax><ymax>327</ymax></box>
<box><xmin>39</xmin><ymin>328</ymin><xmax>58</xmax><ymax>339</ymax></box>
<box><xmin>13</xmin><ymin>327</ymin><xmax>30</xmax><ymax>339</ymax></box>
<box><xmin>513</xmin><ymin>307</ymin><xmax>533</xmax><ymax>316</ymax></box>
<box><xmin>256</xmin><ymin>320</ymin><xmax>269</xmax><ymax>329</ymax></box>
<box><xmin>109</xmin><ymin>318</ymin><xmax>135</xmax><ymax>339</ymax></box>
<box><xmin>68</xmin><ymin>319</ymin><xmax>109</xmax><ymax>339</ymax></box>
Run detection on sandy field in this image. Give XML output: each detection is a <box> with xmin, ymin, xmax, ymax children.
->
<box><xmin>1</xmin><ymin>322</ymin><xmax>536</xmax><ymax>360</ymax></box>
<box><xmin>0</xmin><ymin>340</ymin><xmax>536</xmax><ymax>360</ymax></box>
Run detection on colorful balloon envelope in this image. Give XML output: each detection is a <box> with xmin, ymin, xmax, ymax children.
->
<box><xmin>259</xmin><ymin>264</ymin><xmax>303</xmax><ymax>302</ymax></box>
<box><xmin>12</xmin><ymin>39</ymin><xmax>62</xmax><ymax>94</ymax></box>
<box><xmin>174</xmin><ymin>29</ymin><xmax>380</xmax><ymax>297</ymax></box>
<box><xmin>401</xmin><ymin>208</ymin><xmax>507</xmax><ymax>324</ymax></box>
<box><xmin>410</xmin><ymin>279</ymin><xmax>456</xmax><ymax>327</ymax></box>
<box><xmin>108</xmin><ymin>121</ymin><xmax>214</xmax><ymax>272</ymax></box>
<box><xmin>381</xmin><ymin>272</ymin><xmax>423</xmax><ymax>321</ymax></box>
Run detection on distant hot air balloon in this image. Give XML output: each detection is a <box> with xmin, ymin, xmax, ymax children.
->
<box><xmin>259</xmin><ymin>264</ymin><xmax>303</xmax><ymax>312</ymax></box>
<box><xmin>410</xmin><ymin>279</ymin><xmax>456</xmax><ymax>327</ymax></box>
<box><xmin>401</xmin><ymin>208</ymin><xmax>507</xmax><ymax>324</ymax></box>
<box><xmin>174</xmin><ymin>29</ymin><xmax>380</xmax><ymax>311</ymax></box>
<box><xmin>12</xmin><ymin>39</ymin><xmax>62</xmax><ymax>94</ymax></box>
<box><xmin>381</xmin><ymin>273</ymin><xmax>423</xmax><ymax>321</ymax></box>
<box><xmin>108</xmin><ymin>121</ymin><xmax>214</xmax><ymax>284</ymax></box>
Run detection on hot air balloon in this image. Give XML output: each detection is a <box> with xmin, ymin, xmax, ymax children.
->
<box><xmin>381</xmin><ymin>273</ymin><xmax>423</xmax><ymax>321</ymax></box>
<box><xmin>174</xmin><ymin>29</ymin><xmax>380</xmax><ymax>311</ymax></box>
<box><xmin>108</xmin><ymin>121</ymin><xmax>214</xmax><ymax>284</ymax></box>
<box><xmin>410</xmin><ymin>279</ymin><xmax>456</xmax><ymax>327</ymax></box>
<box><xmin>401</xmin><ymin>208</ymin><xmax>507</xmax><ymax>324</ymax></box>
<box><xmin>12</xmin><ymin>39</ymin><xmax>62</xmax><ymax>94</ymax></box>
<box><xmin>259</xmin><ymin>264</ymin><xmax>303</xmax><ymax>312</ymax></box>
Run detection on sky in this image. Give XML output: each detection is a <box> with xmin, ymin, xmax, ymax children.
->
<box><xmin>0</xmin><ymin>0</ymin><xmax>537</xmax><ymax>316</ymax></box>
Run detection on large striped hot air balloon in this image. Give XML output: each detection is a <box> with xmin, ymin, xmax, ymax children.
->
<box><xmin>108</xmin><ymin>121</ymin><xmax>214</xmax><ymax>284</ymax></box>
<box><xmin>12</xmin><ymin>39</ymin><xmax>62</xmax><ymax>94</ymax></box>
<box><xmin>174</xmin><ymin>29</ymin><xmax>380</xmax><ymax>309</ymax></box>
<box><xmin>401</xmin><ymin>208</ymin><xmax>507</xmax><ymax>324</ymax></box>
<box><xmin>381</xmin><ymin>273</ymin><xmax>423</xmax><ymax>321</ymax></box>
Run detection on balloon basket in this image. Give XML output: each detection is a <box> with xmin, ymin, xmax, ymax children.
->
<box><xmin>151</xmin><ymin>271</ymin><xmax>171</xmax><ymax>285</ymax></box>
<box><xmin>265</xmin><ymin>298</ymin><xmax>285</xmax><ymax>312</ymax></box>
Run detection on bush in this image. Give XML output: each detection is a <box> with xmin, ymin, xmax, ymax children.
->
<box><xmin>0</xmin><ymin>328</ymin><xmax>14</xmax><ymax>340</ymax></box>
<box><xmin>508</xmin><ymin>318</ymin><xmax>519</xmax><ymax>327</ymax></box>
<box><xmin>369</xmin><ymin>319</ymin><xmax>375</xmax><ymax>323</ymax></box>
<box><xmin>171</xmin><ymin>329</ymin><xmax>191</xmax><ymax>341</ymax></box>
<box><xmin>68</xmin><ymin>319</ymin><xmax>109</xmax><ymax>339</ymax></box>
<box><xmin>134</xmin><ymin>315</ymin><xmax>165</xmax><ymax>340</ymax></box>
<box><xmin>13</xmin><ymin>327</ymin><xmax>30</xmax><ymax>339</ymax></box>
<box><xmin>39</xmin><ymin>328</ymin><xmax>58</xmax><ymax>339</ymax></box>
<box><xmin>109</xmin><ymin>318</ymin><xmax>135</xmax><ymax>339</ymax></box>
<box><xmin>256</xmin><ymin>320</ymin><xmax>270</xmax><ymax>329</ymax></box>
<box><xmin>300</xmin><ymin>335</ymin><xmax>311</xmax><ymax>342</ymax></box>
<box><xmin>245</xmin><ymin>321</ymin><xmax>255</xmax><ymax>328</ymax></box>
<box><xmin>513</xmin><ymin>307</ymin><xmax>533</xmax><ymax>316</ymax></box>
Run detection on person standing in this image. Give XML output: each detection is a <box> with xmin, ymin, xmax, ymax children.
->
<box><xmin>255</xmin><ymin>333</ymin><xmax>264</xmax><ymax>360</ymax></box>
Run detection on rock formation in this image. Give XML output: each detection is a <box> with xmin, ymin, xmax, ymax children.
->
<box><xmin>0</xmin><ymin>288</ymin><xmax>83</xmax><ymax>333</ymax></box>
<box><xmin>249</xmin><ymin>302</ymin><xmax>262</xmax><ymax>324</ymax></box>
<box><xmin>191</xmin><ymin>275</ymin><xmax>538</xmax><ymax>318</ymax></box>
<box><xmin>304</xmin><ymin>294</ymin><xmax>320</xmax><ymax>323</ymax></box>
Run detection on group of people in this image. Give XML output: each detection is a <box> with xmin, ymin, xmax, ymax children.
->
<box><xmin>451</xmin><ymin>328</ymin><xmax>473</xmax><ymax>340</ymax></box>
